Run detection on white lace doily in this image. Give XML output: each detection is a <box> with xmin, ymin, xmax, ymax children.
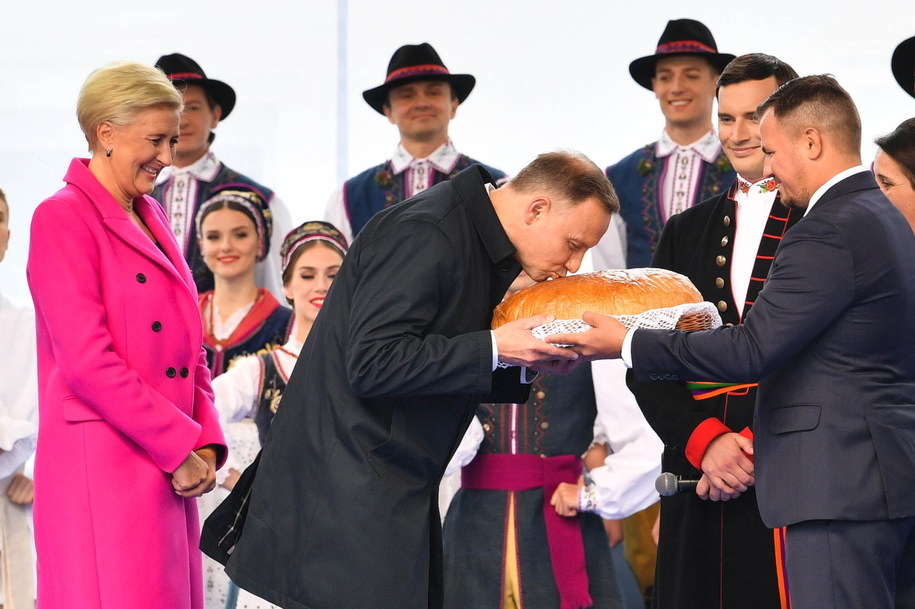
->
<box><xmin>531</xmin><ymin>301</ymin><xmax>722</xmax><ymax>344</ymax></box>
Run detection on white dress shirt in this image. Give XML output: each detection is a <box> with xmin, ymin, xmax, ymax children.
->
<box><xmin>731</xmin><ymin>176</ymin><xmax>780</xmax><ymax>316</ymax></box>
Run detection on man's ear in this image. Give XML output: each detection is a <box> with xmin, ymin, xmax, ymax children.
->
<box><xmin>210</xmin><ymin>104</ymin><xmax>223</xmax><ymax>128</ymax></box>
<box><xmin>523</xmin><ymin>197</ymin><xmax>551</xmax><ymax>225</ymax></box>
<box><xmin>803</xmin><ymin>127</ymin><xmax>823</xmax><ymax>160</ymax></box>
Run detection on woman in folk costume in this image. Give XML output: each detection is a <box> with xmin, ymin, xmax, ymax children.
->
<box><xmin>442</xmin><ymin>273</ymin><xmax>663</xmax><ymax>609</ymax></box>
<box><xmin>205</xmin><ymin>221</ymin><xmax>348</xmax><ymax>609</ymax></box>
<box><xmin>194</xmin><ymin>188</ymin><xmax>292</xmax><ymax>377</ymax></box>
<box><xmin>213</xmin><ymin>221</ymin><xmax>348</xmax><ymax>448</ymax></box>
<box><xmin>193</xmin><ymin>189</ymin><xmax>292</xmax><ymax>608</ymax></box>
<box><xmin>27</xmin><ymin>61</ymin><xmax>226</xmax><ymax>609</ymax></box>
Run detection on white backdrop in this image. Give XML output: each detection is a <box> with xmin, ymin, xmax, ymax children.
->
<box><xmin>1</xmin><ymin>0</ymin><xmax>913</xmax><ymax>305</ymax></box>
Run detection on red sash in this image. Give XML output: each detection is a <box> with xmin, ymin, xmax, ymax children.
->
<box><xmin>461</xmin><ymin>453</ymin><xmax>592</xmax><ymax>609</ymax></box>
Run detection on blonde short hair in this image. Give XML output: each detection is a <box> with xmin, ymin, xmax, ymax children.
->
<box><xmin>77</xmin><ymin>61</ymin><xmax>183</xmax><ymax>151</ymax></box>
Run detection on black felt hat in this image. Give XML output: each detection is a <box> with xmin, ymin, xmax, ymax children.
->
<box><xmin>362</xmin><ymin>43</ymin><xmax>476</xmax><ymax>114</ymax></box>
<box><xmin>628</xmin><ymin>19</ymin><xmax>735</xmax><ymax>90</ymax></box>
<box><xmin>892</xmin><ymin>35</ymin><xmax>915</xmax><ymax>99</ymax></box>
<box><xmin>155</xmin><ymin>53</ymin><xmax>237</xmax><ymax>119</ymax></box>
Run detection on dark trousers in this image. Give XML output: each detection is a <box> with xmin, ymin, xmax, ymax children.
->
<box><xmin>786</xmin><ymin>516</ymin><xmax>915</xmax><ymax>609</ymax></box>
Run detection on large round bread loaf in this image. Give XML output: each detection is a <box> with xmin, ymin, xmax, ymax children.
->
<box><xmin>491</xmin><ymin>268</ymin><xmax>703</xmax><ymax>328</ymax></box>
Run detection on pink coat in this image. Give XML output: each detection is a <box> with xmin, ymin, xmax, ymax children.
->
<box><xmin>27</xmin><ymin>159</ymin><xmax>227</xmax><ymax>609</ymax></box>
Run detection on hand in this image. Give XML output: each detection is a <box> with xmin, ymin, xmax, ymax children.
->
<box><xmin>172</xmin><ymin>448</ymin><xmax>217</xmax><ymax>498</ymax></box>
<box><xmin>493</xmin><ymin>314</ymin><xmax>579</xmax><ymax>369</ymax></box>
<box><xmin>546</xmin><ymin>312</ymin><xmax>628</xmax><ymax>360</ymax></box>
<box><xmin>582</xmin><ymin>443</ymin><xmax>609</xmax><ymax>471</ymax></box>
<box><xmin>603</xmin><ymin>518</ymin><xmax>624</xmax><ymax>549</ymax></box>
<box><xmin>550</xmin><ymin>478</ymin><xmax>584</xmax><ymax>518</ymax></box>
<box><xmin>222</xmin><ymin>467</ymin><xmax>242</xmax><ymax>491</ymax></box>
<box><xmin>6</xmin><ymin>473</ymin><xmax>34</xmax><ymax>505</ymax></box>
<box><xmin>696</xmin><ymin>433</ymin><xmax>755</xmax><ymax>501</ymax></box>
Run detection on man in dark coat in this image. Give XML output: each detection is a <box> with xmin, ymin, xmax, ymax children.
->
<box><xmin>221</xmin><ymin>151</ymin><xmax>618</xmax><ymax>609</ymax></box>
<box><xmin>628</xmin><ymin>54</ymin><xmax>802</xmax><ymax>609</ymax></box>
<box><xmin>554</xmin><ymin>76</ymin><xmax>915</xmax><ymax>609</ymax></box>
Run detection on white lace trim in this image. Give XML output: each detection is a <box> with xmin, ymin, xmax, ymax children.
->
<box><xmin>531</xmin><ymin>301</ymin><xmax>722</xmax><ymax>346</ymax></box>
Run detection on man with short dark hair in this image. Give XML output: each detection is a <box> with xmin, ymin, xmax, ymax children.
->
<box><xmin>629</xmin><ymin>53</ymin><xmax>802</xmax><ymax>609</ymax></box>
<box><xmin>325</xmin><ymin>42</ymin><xmax>506</xmax><ymax>244</ymax></box>
<box><xmin>593</xmin><ymin>18</ymin><xmax>736</xmax><ymax>270</ymax></box>
<box><xmin>208</xmin><ymin>151</ymin><xmax>617</xmax><ymax>609</ymax></box>
<box><xmin>555</xmin><ymin>75</ymin><xmax>915</xmax><ymax>609</ymax></box>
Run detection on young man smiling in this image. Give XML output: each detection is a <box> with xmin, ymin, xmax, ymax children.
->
<box><xmin>152</xmin><ymin>53</ymin><xmax>291</xmax><ymax>299</ymax></box>
<box><xmin>325</xmin><ymin>43</ymin><xmax>506</xmax><ymax>244</ymax></box>
<box><xmin>593</xmin><ymin>19</ymin><xmax>736</xmax><ymax>270</ymax></box>
<box><xmin>628</xmin><ymin>53</ymin><xmax>803</xmax><ymax>609</ymax></box>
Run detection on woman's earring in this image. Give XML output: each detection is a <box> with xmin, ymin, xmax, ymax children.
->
<box><xmin>105</xmin><ymin>148</ymin><xmax>112</xmax><ymax>158</ymax></box>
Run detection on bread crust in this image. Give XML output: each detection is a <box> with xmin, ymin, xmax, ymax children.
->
<box><xmin>491</xmin><ymin>268</ymin><xmax>703</xmax><ymax>329</ymax></box>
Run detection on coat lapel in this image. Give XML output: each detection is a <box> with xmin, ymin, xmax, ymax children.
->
<box><xmin>64</xmin><ymin>158</ymin><xmax>200</xmax><ymax>304</ymax></box>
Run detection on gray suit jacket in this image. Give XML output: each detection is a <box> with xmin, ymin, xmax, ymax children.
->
<box><xmin>632</xmin><ymin>171</ymin><xmax>915</xmax><ymax>528</ymax></box>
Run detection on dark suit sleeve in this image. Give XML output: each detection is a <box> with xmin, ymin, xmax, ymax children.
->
<box><xmin>633</xmin><ymin>214</ymin><xmax>856</xmax><ymax>382</ymax></box>
<box><xmin>481</xmin><ymin>367</ymin><xmax>532</xmax><ymax>404</ymax></box>
<box><xmin>345</xmin><ymin>219</ymin><xmax>498</xmax><ymax>399</ymax></box>
<box><xmin>629</xmin><ymin>212</ymin><xmax>732</xmax><ymax>460</ymax></box>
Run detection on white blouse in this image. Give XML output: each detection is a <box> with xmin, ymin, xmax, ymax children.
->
<box><xmin>212</xmin><ymin>338</ymin><xmax>303</xmax><ymax>477</ymax></box>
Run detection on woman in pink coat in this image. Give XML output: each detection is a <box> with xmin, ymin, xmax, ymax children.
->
<box><xmin>26</xmin><ymin>61</ymin><xmax>227</xmax><ymax>609</ymax></box>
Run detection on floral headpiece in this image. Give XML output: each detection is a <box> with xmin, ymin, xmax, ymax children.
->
<box><xmin>195</xmin><ymin>188</ymin><xmax>272</xmax><ymax>261</ymax></box>
<box><xmin>280</xmin><ymin>221</ymin><xmax>349</xmax><ymax>273</ymax></box>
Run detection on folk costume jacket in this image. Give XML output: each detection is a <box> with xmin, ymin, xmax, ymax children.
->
<box><xmin>608</xmin><ymin>143</ymin><xmax>735</xmax><ymax>268</ymax></box>
<box><xmin>632</xmin><ymin>171</ymin><xmax>915</xmax><ymax>529</ymax></box>
<box><xmin>628</xmin><ymin>184</ymin><xmax>802</xmax><ymax>609</ymax></box>
<box><xmin>325</xmin><ymin>141</ymin><xmax>507</xmax><ymax>244</ymax></box>
<box><xmin>28</xmin><ymin>158</ymin><xmax>227</xmax><ymax>609</ymax></box>
<box><xmin>198</xmin><ymin>288</ymin><xmax>292</xmax><ymax>377</ymax></box>
<box><xmin>222</xmin><ymin>165</ymin><xmax>531</xmax><ymax>609</ymax></box>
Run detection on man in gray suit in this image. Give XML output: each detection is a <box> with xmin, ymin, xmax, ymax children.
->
<box><xmin>552</xmin><ymin>76</ymin><xmax>915</xmax><ymax>608</ymax></box>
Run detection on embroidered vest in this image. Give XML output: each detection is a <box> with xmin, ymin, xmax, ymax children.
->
<box><xmin>476</xmin><ymin>364</ymin><xmax>596</xmax><ymax>457</ymax></box>
<box><xmin>609</xmin><ymin>145</ymin><xmax>735</xmax><ymax>268</ymax></box>
<box><xmin>343</xmin><ymin>156</ymin><xmax>506</xmax><ymax>238</ymax></box>
<box><xmin>255</xmin><ymin>351</ymin><xmax>288</xmax><ymax>445</ymax></box>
